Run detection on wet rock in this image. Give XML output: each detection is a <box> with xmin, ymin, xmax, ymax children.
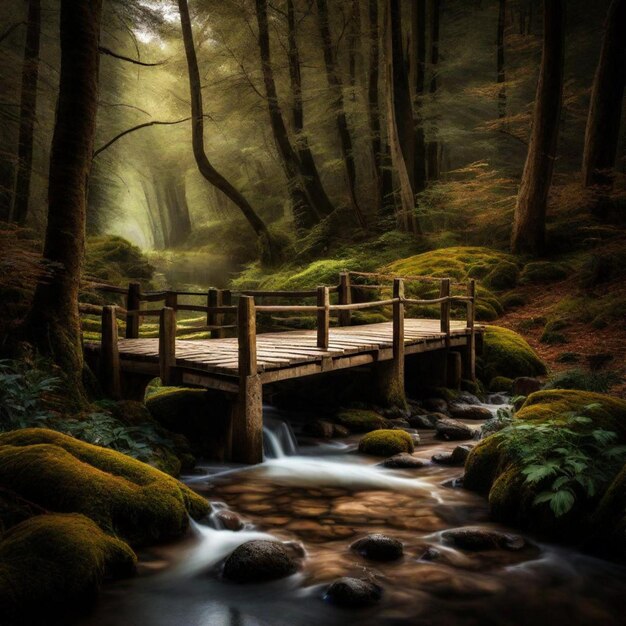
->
<box><xmin>432</xmin><ymin>445</ymin><xmax>473</xmax><ymax>467</ymax></box>
<box><xmin>431</xmin><ymin>452</ymin><xmax>454</xmax><ymax>465</ymax></box>
<box><xmin>379</xmin><ymin>406</ymin><xmax>411</xmax><ymax>420</ymax></box>
<box><xmin>441</xmin><ymin>476</ymin><xmax>464</xmax><ymax>489</ymax></box>
<box><xmin>457</xmin><ymin>392</ymin><xmax>482</xmax><ymax>405</ymax></box>
<box><xmin>423</xmin><ymin>398</ymin><xmax>449</xmax><ymax>414</ymax></box>
<box><xmin>408</xmin><ymin>414</ymin><xmax>437</xmax><ymax>429</ymax></box>
<box><xmin>324</xmin><ymin>577</ymin><xmax>382</xmax><ymax>607</ymax></box>
<box><xmin>409</xmin><ymin>433</ymin><xmax>421</xmax><ymax>446</ymax></box>
<box><xmin>442</xmin><ymin>528</ymin><xmax>526</xmax><ymax>552</ymax></box>
<box><xmin>435</xmin><ymin>418</ymin><xmax>476</xmax><ymax>441</ymax></box>
<box><xmin>351</xmin><ymin>533</ymin><xmax>404</xmax><ymax>561</ymax></box>
<box><xmin>388</xmin><ymin>418</ymin><xmax>411</xmax><ymax>429</ymax></box>
<box><xmin>303</xmin><ymin>420</ymin><xmax>334</xmax><ymax>439</ymax></box>
<box><xmin>419</xmin><ymin>547</ymin><xmax>441</xmax><ymax>561</ymax></box>
<box><xmin>379</xmin><ymin>453</ymin><xmax>427</xmax><ymax>469</ymax></box>
<box><xmin>222</xmin><ymin>540</ymin><xmax>300</xmax><ymax>583</ymax></box>
<box><xmin>332</xmin><ymin>424</ymin><xmax>350</xmax><ymax>438</ymax></box>
<box><xmin>512</xmin><ymin>377</ymin><xmax>542</xmax><ymax>397</ymax></box>
<box><xmin>213</xmin><ymin>510</ymin><xmax>244</xmax><ymax>531</ymax></box>
<box><xmin>449</xmin><ymin>404</ymin><xmax>492</xmax><ymax>421</ymax></box>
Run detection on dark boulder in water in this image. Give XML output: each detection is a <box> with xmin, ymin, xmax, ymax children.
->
<box><xmin>324</xmin><ymin>577</ymin><xmax>382</xmax><ymax>607</ymax></box>
<box><xmin>351</xmin><ymin>533</ymin><xmax>404</xmax><ymax>561</ymax></box>
<box><xmin>435</xmin><ymin>418</ymin><xmax>476</xmax><ymax>441</ymax></box>
<box><xmin>379</xmin><ymin>453</ymin><xmax>428</xmax><ymax>469</ymax></box>
<box><xmin>442</xmin><ymin>528</ymin><xmax>526</xmax><ymax>551</ymax></box>
<box><xmin>222</xmin><ymin>540</ymin><xmax>300</xmax><ymax>583</ymax></box>
<box><xmin>449</xmin><ymin>404</ymin><xmax>493</xmax><ymax>421</ymax></box>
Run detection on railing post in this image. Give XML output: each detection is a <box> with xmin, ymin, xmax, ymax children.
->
<box><xmin>439</xmin><ymin>278</ymin><xmax>451</xmax><ymax>346</ymax></box>
<box><xmin>393</xmin><ymin>278</ymin><xmax>405</xmax><ymax>363</ymax></box>
<box><xmin>338</xmin><ymin>272</ymin><xmax>352</xmax><ymax>326</ymax></box>
<box><xmin>125</xmin><ymin>282</ymin><xmax>141</xmax><ymax>339</ymax></box>
<box><xmin>165</xmin><ymin>290</ymin><xmax>177</xmax><ymax>310</ymax></box>
<box><xmin>233</xmin><ymin>295</ymin><xmax>263</xmax><ymax>464</ymax></box>
<box><xmin>317</xmin><ymin>286</ymin><xmax>330</xmax><ymax>349</ymax></box>
<box><xmin>465</xmin><ymin>279</ymin><xmax>476</xmax><ymax>380</ymax></box>
<box><xmin>159</xmin><ymin>306</ymin><xmax>176</xmax><ymax>385</ymax></box>
<box><xmin>100</xmin><ymin>305</ymin><xmax>120</xmax><ymax>399</ymax></box>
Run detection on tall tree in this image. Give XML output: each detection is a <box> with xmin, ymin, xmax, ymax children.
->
<box><xmin>426</xmin><ymin>0</ymin><xmax>441</xmax><ymax>180</ymax></box>
<box><xmin>497</xmin><ymin>0</ymin><xmax>507</xmax><ymax>119</ymax></box>
<box><xmin>285</xmin><ymin>0</ymin><xmax>335</xmax><ymax>220</ymax></box>
<box><xmin>25</xmin><ymin>0</ymin><xmax>103</xmax><ymax>400</ymax></box>
<box><xmin>410</xmin><ymin>0</ymin><xmax>427</xmax><ymax>194</ymax></box>
<box><xmin>178</xmin><ymin>0</ymin><xmax>276</xmax><ymax>254</ymax></box>
<box><xmin>316</xmin><ymin>0</ymin><xmax>367</xmax><ymax>229</ymax></box>
<box><xmin>510</xmin><ymin>0</ymin><xmax>565</xmax><ymax>255</ymax></box>
<box><xmin>581</xmin><ymin>0</ymin><xmax>626</xmax><ymax>191</ymax></box>
<box><xmin>9</xmin><ymin>0</ymin><xmax>41</xmax><ymax>225</ymax></box>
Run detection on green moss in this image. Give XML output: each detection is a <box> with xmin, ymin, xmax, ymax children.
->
<box><xmin>0</xmin><ymin>428</ymin><xmax>208</xmax><ymax>545</ymax></box>
<box><xmin>351</xmin><ymin>311</ymin><xmax>390</xmax><ymax>325</ymax></box>
<box><xmin>0</xmin><ymin>513</ymin><xmax>136</xmax><ymax>623</ymax></box>
<box><xmin>540</xmin><ymin>331</ymin><xmax>567</xmax><ymax>345</ymax></box>
<box><xmin>358</xmin><ymin>429</ymin><xmax>414</xmax><ymax>456</ymax></box>
<box><xmin>483</xmin><ymin>261</ymin><xmax>519</xmax><ymax>291</ymax></box>
<box><xmin>501</xmin><ymin>292</ymin><xmax>527</xmax><ymax>309</ymax></box>
<box><xmin>463</xmin><ymin>437</ymin><xmax>505</xmax><ymax>494</ymax></box>
<box><xmin>461</xmin><ymin>378</ymin><xmax>485</xmax><ymax>397</ymax></box>
<box><xmin>335</xmin><ymin>409</ymin><xmax>387</xmax><ymax>433</ymax></box>
<box><xmin>489</xmin><ymin>376</ymin><xmax>513</xmax><ymax>393</ymax></box>
<box><xmin>520</xmin><ymin>261</ymin><xmax>571</xmax><ymax>284</ymax></box>
<box><xmin>479</xmin><ymin>325</ymin><xmax>547</xmax><ymax>382</ymax></box>
<box><xmin>0</xmin><ymin>487</ymin><xmax>45</xmax><ymax>534</ymax></box>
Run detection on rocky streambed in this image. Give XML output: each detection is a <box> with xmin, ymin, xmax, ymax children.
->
<box><xmin>80</xmin><ymin>396</ymin><xmax>626</xmax><ymax>626</ymax></box>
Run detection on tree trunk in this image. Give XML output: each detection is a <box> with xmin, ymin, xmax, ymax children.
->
<box><xmin>9</xmin><ymin>0</ymin><xmax>41</xmax><ymax>225</ymax></box>
<box><xmin>316</xmin><ymin>0</ymin><xmax>368</xmax><ymax>230</ymax></box>
<box><xmin>581</xmin><ymin>0</ymin><xmax>626</xmax><ymax>190</ymax></box>
<box><xmin>410</xmin><ymin>0</ymin><xmax>427</xmax><ymax>194</ymax></box>
<box><xmin>178</xmin><ymin>0</ymin><xmax>275</xmax><ymax>255</ymax></box>
<box><xmin>347</xmin><ymin>0</ymin><xmax>361</xmax><ymax>101</ymax></box>
<box><xmin>427</xmin><ymin>0</ymin><xmax>441</xmax><ymax>180</ymax></box>
<box><xmin>167</xmin><ymin>174</ymin><xmax>192</xmax><ymax>247</ymax></box>
<box><xmin>385</xmin><ymin>0</ymin><xmax>420</xmax><ymax>234</ymax></box>
<box><xmin>497</xmin><ymin>0</ymin><xmax>507</xmax><ymax>119</ymax></box>
<box><xmin>510</xmin><ymin>0</ymin><xmax>564</xmax><ymax>255</ymax></box>
<box><xmin>25</xmin><ymin>0</ymin><xmax>103</xmax><ymax>402</ymax></box>
<box><xmin>286</xmin><ymin>0</ymin><xmax>335</xmax><ymax>220</ymax></box>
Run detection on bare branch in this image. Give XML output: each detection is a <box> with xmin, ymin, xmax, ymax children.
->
<box><xmin>98</xmin><ymin>46</ymin><xmax>166</xmax><ymax>67</ymax></box>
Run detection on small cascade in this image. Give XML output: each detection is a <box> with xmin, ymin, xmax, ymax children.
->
<box><xmin>263</xmin><ymin>415</ymin><xmax>298</xmax><ymax>459</ymax></box>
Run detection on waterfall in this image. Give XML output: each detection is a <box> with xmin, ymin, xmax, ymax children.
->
<box><xmin>263</xmin><ymin>415</ymin><xmax>298</xmax><ymax>459</ymax></box>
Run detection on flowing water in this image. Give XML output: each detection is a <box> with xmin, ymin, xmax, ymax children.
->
<box><xmin>81</xmin><ymin>398</ymin><xmax>626</xmax><ymax>626</ymax></box>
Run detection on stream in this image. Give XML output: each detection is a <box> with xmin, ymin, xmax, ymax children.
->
<box><xmin>81</xmin><ymin>398</ymin><xmax>626</xmax><ymax>626</ymax></box>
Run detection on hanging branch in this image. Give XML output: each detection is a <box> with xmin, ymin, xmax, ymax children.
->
<box><xmin>98</xmin><ymin>45</ymin><xmax>166</xmax><ymax>66</ymax></box>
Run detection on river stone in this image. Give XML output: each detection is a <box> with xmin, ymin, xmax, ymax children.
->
<box><xmin>389</xmin><ymin>418</ymin><xmax>411</xmax><ymax>429</ymax></box>
<box><xmin>351</xmin><ymin>533</ymin><xmax>403</xmax><ymax>561</ymax></box>
<box><xmin>222</xmin><ymin>540</ymin><xmax>299</xmax><ymax>583</ymax></box>
<box><xmin>435</xmin><ymin>418</ymin><xmax>475</xmax><ymax>441</ymax></box>
<box><xmin>451</xmin><ymin>444</ymin><xmax>473</xmax><ymax>464</ymax></box>
<box><xmin>423</xmin><ymin>398</ymin><xmax>449</xmax><ymax>414</ymax></box>
<box><xmin>303</xmin><ymin>420</ymin><xmax>334</xmax><ymax>439</ymax></box>
<box><xmin>324</xmin><ymin>577</ymin><xmax>382</xmax><ymax>607</ymax></box>
<box><xmin>512</xmin><ymin>377</ymin><xmax>542</xmax><ymax>397</ymax></box>
<box><xmin>332</xmin><ymin>424</ymin><xmax>350</xmax><ymax>438</ymax></box>
<box><xmin>379</xmin><ymin>453</ymin><xmax>427</xmax><ymax>469</ymax></box>
<box><xmin>449</xmin><ymin>404</ymin><xmax>492</xmax><ymax>421</ymax></box>
<box><xmin>214</xmin><ymin>510</ymin><xmax>244</xmax><ymax>531</ymax></box>
<box><xmin>442</xmin><ymin>528</ymin><xmax>526</xmax><ymax>552</ymax></box>
<box><xmin>409</xmin><ymin>414</ymin><xmax>437</xmax><ymax>429</ymax></box>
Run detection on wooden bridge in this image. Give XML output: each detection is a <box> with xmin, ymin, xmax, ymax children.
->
<box><xmin>83</xmin><ymin>272</ymin><xmax>482</xmax><ymax>464</ymax></box>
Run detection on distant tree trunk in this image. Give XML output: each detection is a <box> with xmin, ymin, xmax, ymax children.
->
<box><xmin>9</xmin><ymin>0</ymin><xmax>41</xmax><ymax>225</ymax></box>
<box><xmin>347</xmin><ymin>0</ymin><xmax>361</xmax><ymax>101</ymax></box>
<box><xmin>497</xmin><ymin>0</ymin><xmax>507</xmax><ymax>119</ymax></box>
<box><xmin>427</xmin><ymin>0</ymin><xmax>441</xmax><ymax>180</ymax></box>
<box><xmin>167</xmin><ymin>175</ymin><xmax>192</xmax><ymax>247</ymax></box>
<box><xmin>316</xmin><ymin>0</ymin><xmax>368</xmax><ymax>230</ymax></box>
<box><xmin>178</xmin><ymin>0</ymin><xmax>275</xmax><ymax>255</ymax></box>
<box><xmin>385</xmin><ymin>0</ymin><xmax>420</xmax><ymax>234</ymax></box>
<box><xmin>410</xmin><ymin>0</ymin><xmax>427</xmax><ymax>194</ymax></box>
<box><xmin>511</xmin><ymin>0</ymin><xmax>564</xmax><ymax>255</ymax></box>
<box><xmin>25</xmin><ymin>0</ymin><xmax>103</xmax><ymax>402</ymax></box>
<box><xmin>286</xmin><ymin>0</ymin><xmax>335</xmax><ymax>220</ymax></box>
<box><xmin>581</xmin><ymin>0</ymin><xmax>626</xmax><ymax>191</ymax></box>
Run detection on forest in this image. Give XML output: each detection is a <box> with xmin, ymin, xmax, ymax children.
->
<box><xmin>0</xmin><ymin>0</ymin><xmax>625</xmax><ymax>624</ymax></box>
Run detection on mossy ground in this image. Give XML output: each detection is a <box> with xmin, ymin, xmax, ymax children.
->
<box><xmin>358</xmin><ymin>429</ymin><xmax>414</xmax><ymax>457</ymax></box>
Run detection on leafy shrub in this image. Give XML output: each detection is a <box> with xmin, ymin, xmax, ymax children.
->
<box><xmin>544</xmin><ymin>369</ymin><xmax>621</xmax><ymax>393</ymax></box>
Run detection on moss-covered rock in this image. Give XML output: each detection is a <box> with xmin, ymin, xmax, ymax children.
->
<box><xmin>593</xmin><ymin>464</ymin><xmax>626</xmax><ymax>559</ymax></box>
<box><xmin>0</xmin><ymin>513</ymin><xmax>136</xmax><ymax>624</ymax></box>
<box><xmin>488</xmin><ymin>376</ymin><xmax>513</xmax><ymax>393</ymax></box>
<box><xmin>501</xmin><ymin>292</ymin><xmax>527</xmax><ymax>309</ymax></box>
<box><xmin>358</xmin><ymin>430</ymin><xmax>414</xmax><ymax>456</ymax></box>
<box><xmin>520</xmin><ymin>261</ymin><xmax>571</xmax><ymax>284</ymax></box>
<box><xmin>0</xmin><ymin>428</ymin><xmax>208</xmax><ymax>545</ymax></box>
<box><xmin>478</xmin><ymin>325</ymin><xmax>547</xmax><ymax>382</ymax></box>
<box><xmin>335</xmin><ymin>409</ymin><xmax>387</xmax><ymax>433</ymax></box>
<box><xmin>483</xmin><ymin>261</ymin><xmax>519</xmax><ymax>291</ymax></box>
<box><xmin>0</xmin><ymin>487</ymin><xmax>45</xmax><ymax>534</ymax></box>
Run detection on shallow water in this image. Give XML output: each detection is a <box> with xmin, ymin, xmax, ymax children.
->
<box><xmin>80</xmin><ymin>400</ymin><xmax>626</xmax><ymax>626</ymax></box>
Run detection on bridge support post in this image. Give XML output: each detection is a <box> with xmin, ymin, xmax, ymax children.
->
<box><xmin>338</xmin><ymin>272</ymin><xmax>352</xmax><ymax>326</ymax></box>
<box><xmin>125</xmin><ymin>282</ymin><xmax>141</xmax><ymax>338</ymax></box>
<box><xmin>232</xmin><ymin>295</ymin><xmax>263</xmax><ymax>464</ymax></box>
<box><xmin>100</xmin><ymin>305</ymin><xmax>120</xmax><ymax>399</ymax></box>
<box><xmin>462</xmin><ymin>279</ymin><xmax>476</xmax><ymax>380</ymax></box>
<box><xmin>373</xmin><ymin>278</ymin><xmax>407</xmax><ymax>411</ymax></box>
<box><xmin>159</xmin><ymin>307</ymin><xmax>177</xmax><ymax>385</ymax></box>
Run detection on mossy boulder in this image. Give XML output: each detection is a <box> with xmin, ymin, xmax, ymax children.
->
<box><xmin>478</xmin><ymin>325</ymin><xmax>547</xmax><ymax>382</ymax></box>
<box><xmin>335</xmin><ymin>409</ymin><xmax>387</xmax><ymax>433</ymax></box>
<box><xmin>488</xmin><ymin>376</ymin><xmax>513</xmax><ymax>393</ymax></box>
<box><xmin>358</xmin><ymin>430</ymin><xmax>414</xmax><ymax>456</ymax></box>
<box><xmin>0</xmin><ymin>513</ymin><xmax>136</xmax><ymax>624</ymax></box>
<box><xmin>0</xmin><ymin>428</ymin><xmax>208</xmax><ymax>546</ymax></box>
<box><xmin>0</xmin><ymin>487</ymin><xmax>45</xmax><ymax>534</ymax></box>
<box><xmin>483</xmin><ymin>261</ymin><xmax>519</xmax><ymax>291</ymax></box>
<box><xmin>520</xmin><ymin>261</ymin><xmax>571</xmax><ymax>284</ymax></box>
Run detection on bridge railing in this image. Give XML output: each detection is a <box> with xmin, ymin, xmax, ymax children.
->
<box><xmin>88</xmin><ymin>274</ymin><xmax>476</xmax><ymax>388</ymax></box>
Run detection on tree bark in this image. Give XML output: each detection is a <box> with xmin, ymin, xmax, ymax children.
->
<box><xmin>9</xmin><ymin>0</ymin><xmax>41</xmax><ymax>225</ymax></box>
<box><xmin>286</xmin><ymin>0</ymin><xmax>335</xmax><ymax>220</ymax></box>
<box><xmin>427</xmin><ymin>0</ymin><xmax>441</xmax><ymax>180</ymax></box>
<box><xmin>497</xmin><ymin>0</ymin><xmax>507</xmax><ymax>119</ymax></box>
<box><xmin>385</xmin><ymin>0</ymin><xmax>420</xmax><ymax>234</ymax></box>
<box><xmin>510</xmin><ymin>0</ymin><xmax>564</xmax><ymax>255</ymax></box>
<box><xmin>25</xmin><ymin>0</ymin><xmax>103</xmax><ymax>402</ymax></box>
<box><xmin>178</xmin><ymin>0</ymin><xmax>275</xmax><ymax>253</ymax></box>
<box><xmin>410</xmin><ymin>0</ymin><xmax>427</xmax><ymax>194</ymax></box>
<box><xmin>581</xmin><ymin>0</ymin><xmax>626</xmax><ymax>190</ymax></box>
<box><xmin>316</xmin><ymin>0</ymin><xmax>367</xmax><ymax>230</ymax></box>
